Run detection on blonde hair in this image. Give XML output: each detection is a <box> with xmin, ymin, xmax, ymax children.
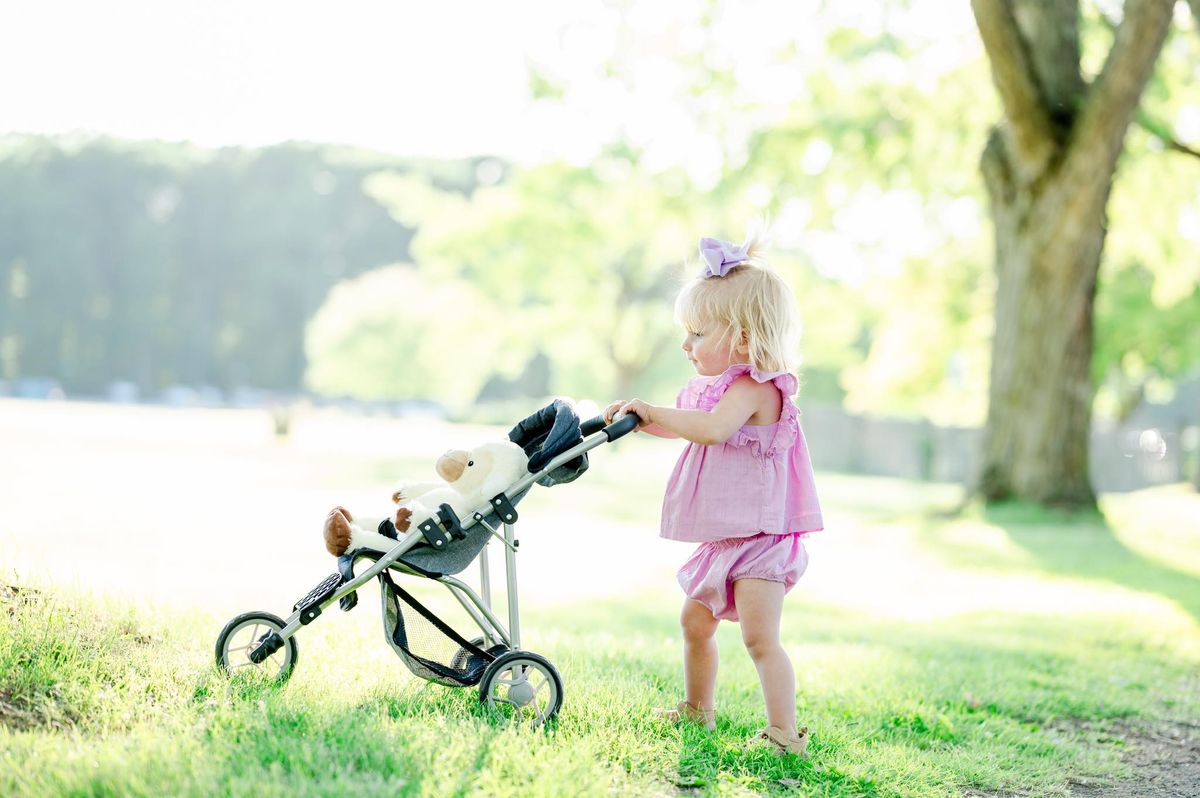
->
<box><xmin>674</xmin><ymin>234</ymin><xmax>800</xmax><ymax>375</ymax></box>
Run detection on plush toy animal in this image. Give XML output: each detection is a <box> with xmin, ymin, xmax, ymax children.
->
<box><xmin>323</xmin><ymin>440</ymin><xmax>529</xmax><ymax>556</ymax></box>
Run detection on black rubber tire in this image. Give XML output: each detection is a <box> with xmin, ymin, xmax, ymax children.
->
<box><xmin>478</xmin><ymin>650</ymin><xmax>563</xmax><ymax>727</ymax></box>
<box><xmin>214</xmin><ymin>610</ymin><xmax>298</xmax><ymax>682</ymax></box>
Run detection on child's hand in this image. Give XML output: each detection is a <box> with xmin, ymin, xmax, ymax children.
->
<box><xmin>617</xmin><ymin>399</ymin><xmax>653</xmax><ymax>428</ymax></box>
<box><xmin>603</xmin><ymin>400</ymin><xmax>626</xmax><ymax>424</ymax></box>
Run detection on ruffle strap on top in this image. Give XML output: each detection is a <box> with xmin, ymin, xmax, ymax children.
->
<box><xmin>676</xmin><ymin>364</ymin><xmax>800</xmax><ymax>459</ymax></box>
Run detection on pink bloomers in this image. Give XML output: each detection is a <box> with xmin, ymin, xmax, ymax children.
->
<box><xmin>677</xmin><ymin>532</ymin><xmax>809</xmax><ymax>622</ymax></box>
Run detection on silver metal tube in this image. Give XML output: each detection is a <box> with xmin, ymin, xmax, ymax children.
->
<box><xmin>289</xmin><ymin>426</ymin><xmax>621</xmax><ymax>640</ymax></box>
<box><xmin>479</xmin><ymin>541</ymin><xmax>492</xmax><ymax>611</ymax></box>
<box><xmin>503</xmin><ymin>429</ymin><xmax>615</xmax><ymax>498</ymax></box>
<box><xmin>278</xmin><ymin>615</ymin><xmax>303</xmax><ymax>638</ymax></box>
<box><xmin>277</xmin><ymin>528</ymin><xmax>428</xmax><ymax>640</ymax></box>
<box><xmin>442</xmin><ymin>577</ymin><xmax>504</xmax><ymax>645</ymax></box>
<box><xmin>504</xmin><ymin>522</ymin><xmax>520</xmax><ymax>650</ymax></box>
<box><xmin>326</xmin><ymin>527</ymin><xmax>427</xmax><ymax>606</ymax></box>
<box><xmin>440</xmin><ymin>574</ymin><xmax>511</xmax><ymax>647</ymax></box>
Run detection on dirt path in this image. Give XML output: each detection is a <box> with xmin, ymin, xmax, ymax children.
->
<box><xmin>965</xmin><ymin>721</ymin><xmax>1200</xmax><ymax>798</ymax></box>
<box><xmin>1067</xmin><ymin>721</ymin><xmax>1200</xmax><ymax>798</ymax></box>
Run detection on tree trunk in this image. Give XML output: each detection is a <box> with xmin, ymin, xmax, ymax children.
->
<box><xmin>1193</xmin><ymin>443</ymin><xmax>1200</xmax><ymax>493</ymax></box>
<box><xmin>970</xmin><ymin>0</ymin><xmax>1175</xmax><ymax>508</ymax></box>
<box><xmin>976</xmin><ymin>132</ymin><xmax>1106</xmax><ymax>506</ymax></box>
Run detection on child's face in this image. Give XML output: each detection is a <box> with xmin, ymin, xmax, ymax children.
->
<box><xmin>681</xmin><ymin>318</ymin><xmax>748</xmax><ymax>377</ymax></box>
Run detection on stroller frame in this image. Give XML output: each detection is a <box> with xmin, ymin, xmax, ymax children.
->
<box><xmin>215</xmin><ymin>413</ymin><xmax>638</xmax><ymax>725</ymax></box>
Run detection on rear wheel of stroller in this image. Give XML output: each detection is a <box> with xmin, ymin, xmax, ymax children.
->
<box><xmin>479</xmin><ymin>650</ymin><xmax>562</xmax><ymax>727</ymax></box>
<box><xmin>215</xmin><ymin>611</ymin><xmax>298</xmax><ymax>682</ymax></box>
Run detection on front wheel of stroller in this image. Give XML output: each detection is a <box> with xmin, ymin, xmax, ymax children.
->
<box><xmin>215</xmin><ymin>611</ymin><xmax>298</xmax><ymax>683</ymax></box>
<box><xmin>450</xmin><ymin>637</ymin><xmax>488</xmax><ymax>671</ymax></box>
<box><xmin>479</xmin><ymin>650</ymin><xmax>562</xmax><ymax>728</ymax></box>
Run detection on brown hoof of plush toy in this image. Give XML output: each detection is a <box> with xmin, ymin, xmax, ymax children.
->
<box><xmin>323</xmin><ymin>506</ymin><xmax>353</xmax><ymax>556</ymax></box>
<box><xmin>394</xmin><ymin>506</ymin><xmax>412</xmax><ymax>533</ymax></box>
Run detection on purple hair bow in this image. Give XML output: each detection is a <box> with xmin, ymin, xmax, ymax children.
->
<box><xmin>698</xmin><ymin>237</ymin><xmax>749</xmax><ymax>278</ymax></box>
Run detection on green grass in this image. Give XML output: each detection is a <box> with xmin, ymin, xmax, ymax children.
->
<box><xmin>3</xmin><ymin>485</ymin><xmax>1198</xmax><ymax>797</ymax></box>
<box><xmin>1</xmin><ymin>401</ymin><xmax>1198</xmax><ymax>797</ymax></box>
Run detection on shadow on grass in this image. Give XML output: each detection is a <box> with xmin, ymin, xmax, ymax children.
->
<box><xmin>673</xmin><ymin>727</ymin><xmax>882</xmax><ymax>797</ymax></box>
<box><xmin>980</xmin><ymin>502</ymin><xmax>1200</xmax><ymax>624</ymax></box>
<box><xmin>14</xmin><ymin>562</ymin><xmax>1199</xmax><ymax>798</ymax></box>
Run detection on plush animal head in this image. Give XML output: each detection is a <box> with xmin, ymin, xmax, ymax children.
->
<box><xmin>435</xmin><ymin>440</ymin><xmax>529</xmax><ymax>501</ymax></box>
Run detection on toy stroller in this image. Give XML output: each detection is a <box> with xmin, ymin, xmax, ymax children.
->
<box><xmin>215</xmin><ymin>401</ymin><xmax>638</xmax><ymax>726</ymax></box>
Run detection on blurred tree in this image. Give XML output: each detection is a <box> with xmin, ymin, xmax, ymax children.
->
<box><xmin>365</xmin><ymin>161</ymin><xmax>717</xmax><ymax>403</ymax></box>
<box><xmin>0</xmin><ymin>137</ymin><xmax>434</xmax><ymax>396</ymax></box>
<box><xmin>361</xmin><ymin>6</ymin><xmax>1004</xmax><ymax>412</ymax></box>
<box><xmin>304</xmin><ymin>265</ymin><xmax>511</xmax><ymax>408</ymax></box>
<box><xmin>1093</xmin><ymin>7</ymin><xmax>1200</xmax><ymax>422</ymax></box>
<box><xmin>4</xmin><ymin>0</ymin><xmax>1197</xmax><ymax>444</ymax></box>
<box><xmin>969</xmin><ymin>0</ymin><xmax>1181</xmax><ymax>507</ymax></box>
<box><xmin>728</xmin><ymin>17</ymin><xmax>999</xmax><ymax>425</ymax></box>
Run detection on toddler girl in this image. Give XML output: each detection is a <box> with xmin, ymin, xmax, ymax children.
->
<box><xmin>604</xmin><ymin>234</ymin><xmax>822</xmax><ymax>756</ymax></box>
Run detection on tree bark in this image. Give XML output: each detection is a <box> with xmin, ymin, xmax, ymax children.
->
<box><xmin>970</xmin><ymin>0</ymin><xmax>1174</xmax><ymax>506</ymax></box>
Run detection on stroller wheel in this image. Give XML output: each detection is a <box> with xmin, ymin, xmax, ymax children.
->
<box><xmin>215</xmin><ymin>611</ymin><xmax>298</xmax><ymax>682</ymax></box>
<box><xmin>479</xmin><ymin>650</ymin><xmax>562</xmax><ymax>728</ymax></box>
<box><xmin>450</xmin><ymin>637</ymin><xmax>488</xmax><ymax>672</ymax></box>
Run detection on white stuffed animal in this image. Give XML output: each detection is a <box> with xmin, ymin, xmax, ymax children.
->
<box><xmin>323</xmin><ymin>440</ymin><xmax>529</xmax><ymax>556</ymax></box>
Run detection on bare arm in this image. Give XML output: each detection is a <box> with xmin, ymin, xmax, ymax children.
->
<box><xmin>619</xmin><ymin>377</ymin><xmax>769</xmax><ymax>446</ymax></box>
<box><xmin>637</xmin><ymin>420</ymin><xmax>680</xmax><ymax>439</ymax></box>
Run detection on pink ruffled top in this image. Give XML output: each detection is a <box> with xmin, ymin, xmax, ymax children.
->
<box><xmin>660</xmin><ymin>364</ymin><xmax>824</xmax><ymax>542</ymax></box>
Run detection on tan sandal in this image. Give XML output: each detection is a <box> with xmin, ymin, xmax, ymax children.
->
<box><xmin>653</xmin><ymin>700</ymin><xmax>716</xmax><ymax>730</ymax></box>
<box><xmin>751</xmin><ymin>725</ymin><xmax>810</xmax><ymax>756</ymax></box>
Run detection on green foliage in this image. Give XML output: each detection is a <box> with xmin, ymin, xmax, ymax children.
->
<box><xmin>368</xmin><ymin>160</ymin><xmax>712</xmax><ymax>402</ymax></box>
<box><xmin>347</xmin><ymin>11</ymin><xmax>1006</xmax><ymax>420</ymax></box>
<box><xmin>0</xmin><ymin>136</ymin><xmax>422</xmax><ymax>395</ymax></box>
<box><xmin>1092</xmin><ymin>19</ymin><xmax>1200</xmax><ymax>415</ymax></box>
<box><xmin>707</xmin><ymin>19</ymin><xmax>1001</xmax><ymax>423</ymax></box>
<box><xmin>304</xmin><ymin>265</ymin><xmax>518</xmax><ymax>409</ymax></box>
<box><xmin>2</xmin><ymin>2</ymin><xmax>1198</xmax><ymax>421</ymax></box>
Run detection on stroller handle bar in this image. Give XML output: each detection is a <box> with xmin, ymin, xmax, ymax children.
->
<box><xmin>580</xmin><ymin>413</ymin><xmax>639</xmax><ymax>441</ymax></box>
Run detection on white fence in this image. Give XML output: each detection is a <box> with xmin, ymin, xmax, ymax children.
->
<box><xmin>798</xmin><ymin>403</ymin><xmax>1199</xmax><ymax>493</ymax></box>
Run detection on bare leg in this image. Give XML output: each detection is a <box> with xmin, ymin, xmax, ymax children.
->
<box><xmin>733</xmin><ymin>578</ymin><xmax>797</xmax><ymax>733</ymax></box>
<box><xmin>681</xmin><ymin>598</ymin><xmax>720</xmax><ymax>716</ymax></box>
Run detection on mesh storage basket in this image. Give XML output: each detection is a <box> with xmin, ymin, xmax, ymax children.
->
<box><xmin>378</xmin><ymin>572</ymin><xmax>505</xmax><ymax>686</ymax></box>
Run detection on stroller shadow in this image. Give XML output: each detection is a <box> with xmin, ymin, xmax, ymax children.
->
<box><xmin>981</xmin><ymin>503</ymin><xmax>1200</xmax><ymax>624</ymax></box>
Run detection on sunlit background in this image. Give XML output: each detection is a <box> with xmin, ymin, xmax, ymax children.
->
<box><xmin>4</xmin><ymin>7</ymin><xmax>1200</xmax><ymax>795</ymax></box>
<box><xmin>1</xmin><ymin>0</ymin><xmax>1198</xmax><ymax>607</ymax></box>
